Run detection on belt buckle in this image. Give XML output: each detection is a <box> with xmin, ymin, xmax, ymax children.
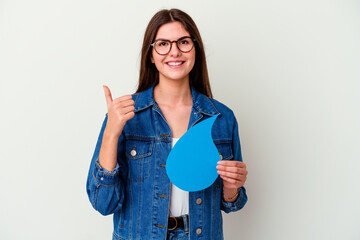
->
<box><xmin>168</xmin><ymin>216</ymin><xmax>178</xmax><ymax>231</ymax></box>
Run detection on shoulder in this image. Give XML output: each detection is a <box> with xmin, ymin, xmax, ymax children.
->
<box><xmin>194</xmin><ymin>91</ymin><xmax>238</xmax><ymax>138</ymax></box>
<box><xmin>207</xmin><ymin>97</ymin><xmax>235</xmax><ymax>118</ymax></box>
<box><xmin>192</xmin><ymin>87</ymin><xmax>235</xmax><ymax>120</ymax></box>
<box><xmin>205</xmin><ymin>97</ymin><xmax>238</xmax><ymax>143</ymax></box>
<box><xmin>209</xmin><ymin>97</ymin><xmax>237</xmax><ymax>131</ymax></box>
<box><xmin>130</xmin><ymin>87</ymin><xmax>155</xmax><ymax>113</ymax></box>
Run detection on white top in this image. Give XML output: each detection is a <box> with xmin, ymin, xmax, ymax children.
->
<box><xmin>169</xmin><ymin>137</ymin><xmax>189</xmax><ymax>217</ymax></box>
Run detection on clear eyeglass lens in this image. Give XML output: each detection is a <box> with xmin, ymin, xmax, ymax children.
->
<box><xmin>178</xmin><ymin>39</ymin><xmax>193</xmax><ymax>52</ymax></box>
<box><xmin>155</xmin><ymin>38</ymin><xmax>193</xmax><ymax>54</ymax></box>
<box><xmin>155</xmin><ymin>41</ymin><xmax>170</xmax><ymax>54</ymax></box>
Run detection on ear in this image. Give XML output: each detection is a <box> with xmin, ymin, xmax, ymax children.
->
<box><xmin>151</xmin><ymin>55</ymin><xmax>154</xmax><ymax>63</ymax></box>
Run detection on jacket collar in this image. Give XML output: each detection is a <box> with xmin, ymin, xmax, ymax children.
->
<box><xmin>133</xmin><ymin>85</ymin><xmax>220</xmax><ymax>116</ymax></box>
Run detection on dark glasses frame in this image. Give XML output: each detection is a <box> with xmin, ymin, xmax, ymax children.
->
<box><xmin>150</xmin><ymin>36</ymin><xmax>196</xmax><ymax>55</ymax></box>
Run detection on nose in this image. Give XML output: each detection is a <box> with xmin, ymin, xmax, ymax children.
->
<box><xmin>169</xmin><ymin>41</ymin><xmax>181</xmax><ymax>57</ymax></box>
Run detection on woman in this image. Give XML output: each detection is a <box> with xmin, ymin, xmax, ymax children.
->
<box><xmin>87</xmin><ymin>8</ymin><xmax>248</xmax><ymax>240</ymax></box>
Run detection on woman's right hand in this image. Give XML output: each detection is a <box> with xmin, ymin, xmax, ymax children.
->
<box><xmin>103</xmin><ymin>85</ymin><xmax>135</xmax><ymax>138</ymax></box>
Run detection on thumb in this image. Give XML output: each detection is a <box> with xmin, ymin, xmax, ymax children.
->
<box><xmin>103</xmin><ymin>85</ymin><xmax>113</xmax><ymax>109</ymax></box>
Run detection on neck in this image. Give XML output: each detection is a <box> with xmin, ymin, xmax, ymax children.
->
<box><xmin>153</xmin><ymin>78</ymin><xmax>192</xmax><ymax>106</ymax></box>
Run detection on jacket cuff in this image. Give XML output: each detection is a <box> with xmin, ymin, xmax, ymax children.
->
<box><xmin>221</xmin><ymin>186</ymin><xmax>247</xmax><ymax>212</ymax></box>
<box><xmin>93</xmin><ymin>159</ymin><xmax>120</xmax><ymax>186</ymax></box>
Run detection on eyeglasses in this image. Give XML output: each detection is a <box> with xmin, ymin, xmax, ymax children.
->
<box><xmin>150</xmin><ymin>36</ymin><xmax>196</xmax><ymax>55</ymax></box>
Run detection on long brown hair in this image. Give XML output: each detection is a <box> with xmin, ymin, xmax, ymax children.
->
<box><xmin>136</xmin><ymin>8</ymin><xmax>213</xmax><ymax>98</ymax></box>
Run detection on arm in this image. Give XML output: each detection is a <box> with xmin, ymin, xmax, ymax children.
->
<box><xmin>86</xmin><ymin>114</ymin><xmax>127</xmax><ymax>216</ymax></box>
<box><xmin>220</xmin><ymin>115</ymin><xmax>248</xmax><ymax>213</ymax></box>
<box><xmin>86</xmin><ymin>86</ymin><xmax>134</xmax><ymax>216</ymax></box>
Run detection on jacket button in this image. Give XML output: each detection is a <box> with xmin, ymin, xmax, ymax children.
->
<box><xmin>130</xmin><ymin>149</ymin><xmax>137</xmax><ymax>156</ymax></box>
<box><xmin>196</xmin><ymin>198</ymin><xmax>202</xmax><ymax>204</ymax></box>
<box><xmin>196</xmin><ymin>228</ymin><xmax>202</xmax><ymax>235</ymax></box>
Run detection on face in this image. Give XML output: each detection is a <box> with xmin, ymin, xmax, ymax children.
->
<box><xmin>151</xmin><ymin>21</ymin><xmax>196</xmax><ymax>84</ymax></box>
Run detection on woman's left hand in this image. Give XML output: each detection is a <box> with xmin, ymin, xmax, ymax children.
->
<box><xmin>216</xmin><ymin>160</ymin><xmax>248</xmax><ymax>189</ymax></box>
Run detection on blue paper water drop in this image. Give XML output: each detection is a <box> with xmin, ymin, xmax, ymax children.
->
<box><xmin>166</xmin><ymin>115</ymin><xmax>220</xmax><ymax>192</ymax></box>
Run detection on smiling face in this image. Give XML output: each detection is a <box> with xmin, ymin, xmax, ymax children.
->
<box><xmin>151</xmin><ymin>21</ymin><xmax>196</xmax><ymax>84</ymax></box>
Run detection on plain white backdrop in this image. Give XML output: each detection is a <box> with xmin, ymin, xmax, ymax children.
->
<box><xmin>0</xmin><ymin>0</ymin><xmax>359</xmax><ymax>239</ymax></box>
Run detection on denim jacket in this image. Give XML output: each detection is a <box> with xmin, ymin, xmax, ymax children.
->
<box><xmin>86</xmin><ymin>86</ymin><xmax>247</xmax><ymax>240</ymax></box>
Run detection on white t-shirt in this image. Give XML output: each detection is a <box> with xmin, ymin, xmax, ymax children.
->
<box><xmin>169</xmin><ymin>137</ymin><xmax>189</xmax><ymax>217</ymax></box>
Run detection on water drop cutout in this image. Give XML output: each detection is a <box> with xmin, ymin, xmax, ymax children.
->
<box><xmin>166</xmin><ymin>115</ymin><xmax>221</xmax><ymax>192</ymax></box>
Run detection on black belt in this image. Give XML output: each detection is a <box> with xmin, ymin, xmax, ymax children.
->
<box><xmin>168</xmin><ymin>215</ymin><xmax>188</xmax><ymax>231</ymax></box>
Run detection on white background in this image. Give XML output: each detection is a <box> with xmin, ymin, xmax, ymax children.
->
<box><xmin>0</xmin><ymin>0</ymin><xmax>359</xmax><ymax>239</ymax></box>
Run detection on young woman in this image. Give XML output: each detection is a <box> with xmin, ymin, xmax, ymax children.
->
<box><xmin>87</xmin><ymin>8</ymin><xmax>248</xmax><ymax>240</ymax></box>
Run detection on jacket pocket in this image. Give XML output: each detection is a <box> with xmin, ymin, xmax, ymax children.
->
<box><xmin>214</xmin><ymin>140</ymin><xmax>233</xmax><ymax>160</ymax></box>
<box><xmin>214</xmin><ymin>140</ymin><xmax>233</xmax><ymax>188</ymax></box>
<box><xmin>125</xmin><ymin>139</ymin><xmax>153</xmax><ymax>182</ymax></box>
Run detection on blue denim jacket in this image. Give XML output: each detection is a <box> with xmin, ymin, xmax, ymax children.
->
<box><xmin>86</xmin><ymin>86</ymin><xmax>247</xmax><ymax>240</ymax></box>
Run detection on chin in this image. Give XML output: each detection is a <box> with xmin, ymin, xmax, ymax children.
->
<box><xmin>167</xmin><ymin>74</ymin><xmax>190</xmax><ymax>82</ymax></box>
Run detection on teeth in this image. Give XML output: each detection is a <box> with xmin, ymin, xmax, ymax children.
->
<box><xmin>167</xmin><ymin>62</ymin><xmax>183</xmax><ymax>66</ymax></box>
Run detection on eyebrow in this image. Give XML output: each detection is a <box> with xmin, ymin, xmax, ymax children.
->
<box><xmin>154</xmin><ymin>36</ymin><xmax>191</xmax><ymax>42</ymax></box>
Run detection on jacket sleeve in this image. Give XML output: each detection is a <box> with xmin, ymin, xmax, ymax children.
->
<box><xmin>221</xmin><ymin>114</ymin><xmax>248</xmax><ymax>213</ymax></box>
<box><xmin>86</xmin><ymin>114</ymin><xmax>127</xmax><ymax>216</ymax></box>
